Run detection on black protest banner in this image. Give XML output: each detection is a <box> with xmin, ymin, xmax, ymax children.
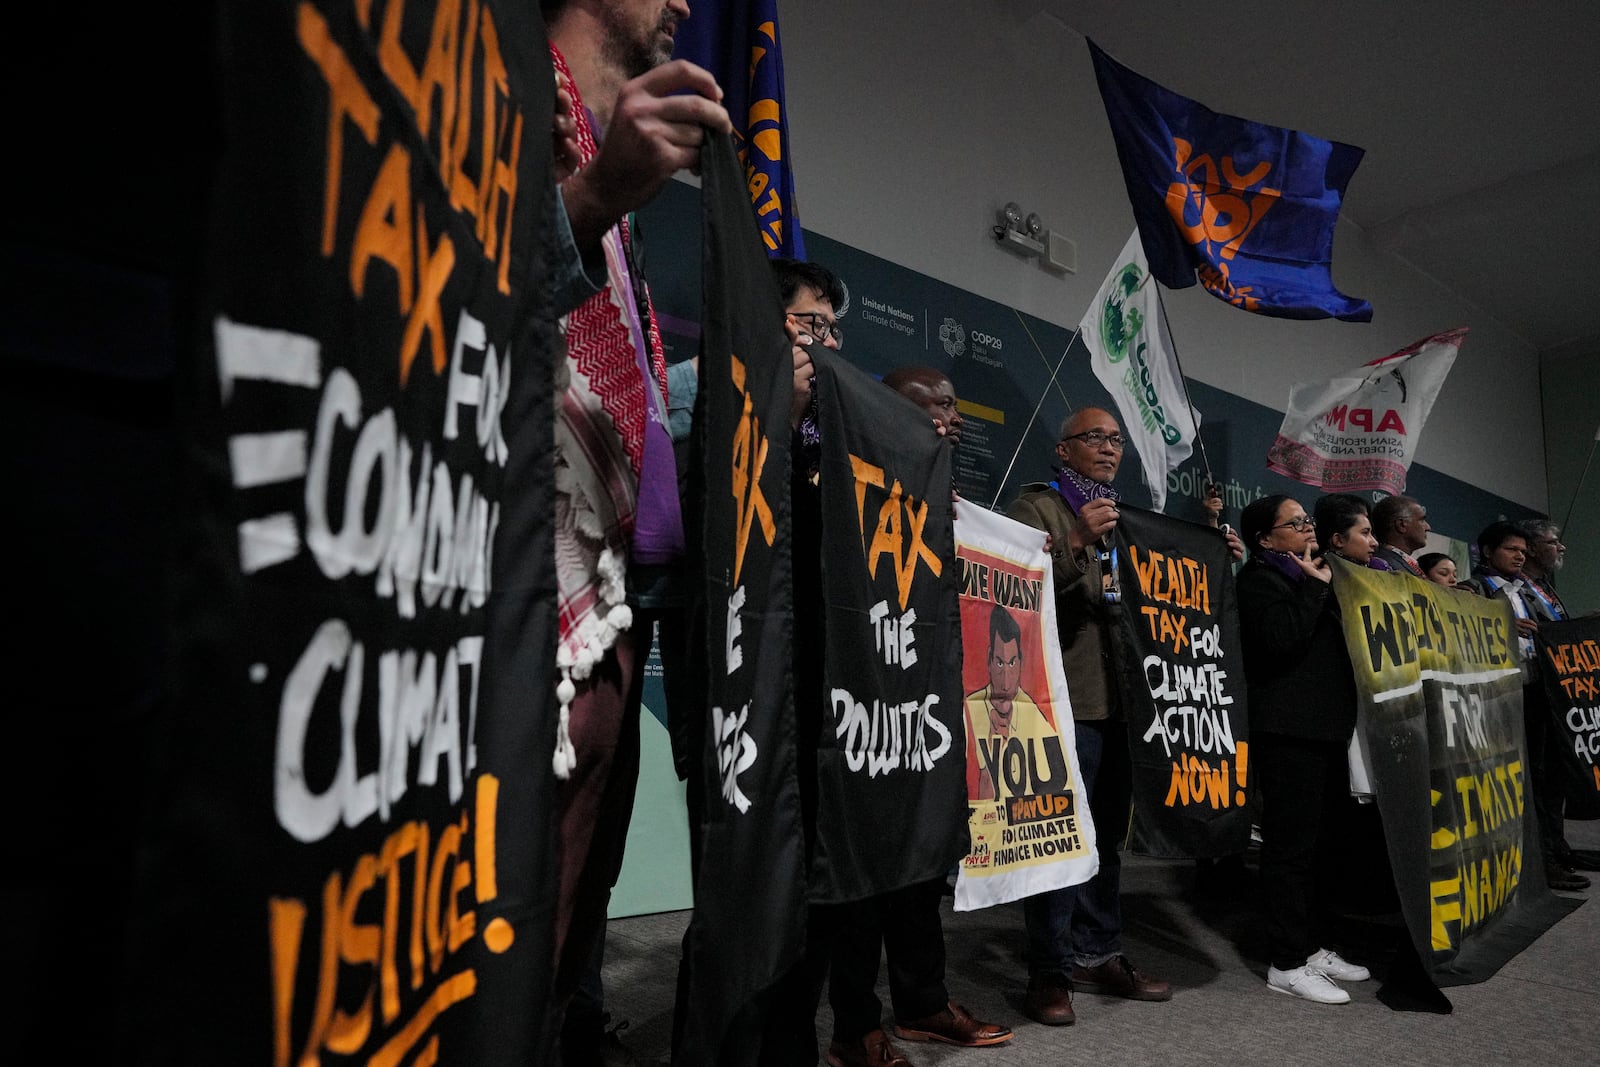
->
<box><xmin>812</xmin><ymin>350</ymin><xmax>967</xmax><ymax>903</ymax></box>
<box><xmin>131</xmin><ymin>3</ymin><xmax>560</xmax><ymax>1062</ymax></box>
<box><xmin>1538</xmin><ymin>618</ymin><xmax>1600</xmax><ymax>819</ymax></box>
<box><xmin>677</xmin><ymin>131</ymin><xmax>807</xmax><ymax>1064</ymax></box>
<box><xmin>1332</xmin><ymin>560</ymin><xmax>1579</xmax><ymax>984</ymax></box>
<box><xmin>1110</xmin><ymin>507</ymin><xmax>1252</xmax><ymax>858</ymax></box>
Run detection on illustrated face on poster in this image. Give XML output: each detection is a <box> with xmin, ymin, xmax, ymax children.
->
<box><xmin>957</xmin><ymin>548</ymin><xmax>1078</xmax><ymax>828</ymax></box>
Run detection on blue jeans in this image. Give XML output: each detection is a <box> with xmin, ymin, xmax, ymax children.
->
<box><xmin>1024</xmin><ymin>719</ymin><xmax>1130</xmax><ymax>975</ymax></box>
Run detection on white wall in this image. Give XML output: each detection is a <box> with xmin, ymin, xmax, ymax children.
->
<box><xmin>776</xmin><ymin>0</ymin><xmax>1548</xmax><ymax>512</ymax></box>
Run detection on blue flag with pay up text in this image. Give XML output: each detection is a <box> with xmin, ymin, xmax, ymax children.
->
<box><xmin>1088</xmin><ymin>40</ymin><xmax>1372</xmax><ymax>322</ymax></box>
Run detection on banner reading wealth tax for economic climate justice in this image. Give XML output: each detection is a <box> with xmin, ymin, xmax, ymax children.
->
<box><xmin>1111</xmin><ymin>506</ymin><xmax>1251</xmax><ymax>858</ymax></box>
<box><xmin>952</xmin><ymin>501</ymin><xmax>1097</xmax><ymax>911</ymax></box>
<box><xmin>813</xmin><ymin>352</ymin><xmax>967</xmax><ymax>904</ymax></box>
<box><xmin>1332</xmin><ymin>560</ymin><xmax>1578</xmax><ymax>985</ymax></box>
<box><xmin>1539</xmin><ymin>617</ymin><xmax>1600</xmax><ymax>819</ymax></box>
<box><xmin>136</xmin><ymin>2</ymin><xmax>564</xmax><ymax>1061</ymax></box>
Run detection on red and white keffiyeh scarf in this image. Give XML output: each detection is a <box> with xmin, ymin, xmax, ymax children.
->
<box><xmin>550</xmin><ymin>43</ymin><xmax>668</xmax><ymax>776</ymax></box>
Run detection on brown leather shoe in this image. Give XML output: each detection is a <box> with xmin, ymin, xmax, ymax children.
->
<box><xmin>894</xmin><ymin>1000</ymin><xmax>1012</xmax><ymax>1047</ymax></box>
<box><xmin>825</xmin><ymin>1029</ymin><xmax>914</xmax><ymax>1067</ymax></box>
<box><xmin>1070</xmin><ymin>955</ymin><xmax>1172</xmax><ymax>1001</ymax></box>
<box><xmin>1023</xmin><ymin>972</ymin><xmax>1076</xmax><ymax>1026</ymax></box>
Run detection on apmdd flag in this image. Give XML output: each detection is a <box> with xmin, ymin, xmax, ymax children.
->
<box><xmin>1110</xmin><ymin>506</ymin><xmax>1252</xmax><ymax>858</ymax></box>
<box><xmin>1267</xmin><ymin>328</ymin><xmax>1464</xmax><ymax>494</ymax></box>
<box><xmin>132</xmin><ymin>1</ymin><xmax>564</xmax><ymax>1061</ymax></box>
<box><xmin>953</xmin><ymin>500</ymin><xmax>1097</xmax><ymax>911</ymax></box>
<box><xmin>1083</xmin><ymin>230</ymin><xmax>1200</xmax><ymax>512</ymax></box>
<box><xmin>679</xmin><ymin>131</ymin><xmax>806</xmax><ymax>1063</ymax></box>
<box><xmin>813</xmin><ymin>349</ymin><xmax>966</xmax><ymax>903</ymax></box>
<box><xmin>1088</xmin><ymin>40</ymin><xmax>1372</xmax><ymax>321</ymax></box>
<box><xmin>677</xmin><ymin>0</ymin><xmax>806</xmax><ymax>257</ymax></box>
<box><xmin>1538</xmin><ymin>619</ymin><xmax>1600</xmax><ymax>819</ymax></box>
<box><xmin>1331</xmin><ymin>560</ymin><xmax>1578</xmax><ymax>985</ymax></box>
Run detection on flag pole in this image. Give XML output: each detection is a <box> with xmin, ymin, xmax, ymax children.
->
<box><xmin>990</xmin><ymin>326</ymin><xmax>1082</xmax><ymax>510</ymax></box>
<box><xmin>1154</xmin><ymin>285</ymin><xmax>1215</xmax><ymax>487</ymax></box>
<box><xmin>1559</xmin><ymin>423</ymin><xmax>1600</xmax><ymax>535</ymax></box>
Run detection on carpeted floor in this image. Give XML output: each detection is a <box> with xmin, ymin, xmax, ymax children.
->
<box><xmin>600</xmin><ymin>820</ymin><xmax>1597</xmax><ymax>1066</ymax></box>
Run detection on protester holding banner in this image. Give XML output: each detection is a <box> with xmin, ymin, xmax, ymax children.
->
<box><xmin>1007</xmin><ymin>408</ymin><xmax>1172</xmax><ymax>1025</ymax></box>
<box><xmin>545</xmin><ymin>1</ymin><xmax>737</xmax><ymax>1054</ymax></box>
<box><xmin>1459</xmin><ymin>522</ymin><xmax>1590</xmax><ymax>892</ymax></box>
<box><xmin>1518</xmin><ymin>520</ymin><xmax>1600</xmax><ymax>874</ymax></box>
<box><xmin>1417</xmin><ymin>552</ymin><xmax>1459</xmax><ymax>588</ymax></box>
<box><xmin>815</xmin><ymin>366</ymin><xmax>1012</xmax><ymax>1062</ymax></box>
<box><xmin>1236</xmin><ymin>495</ymin><xmax>1374</xmax><ymax>1004</ymax></box>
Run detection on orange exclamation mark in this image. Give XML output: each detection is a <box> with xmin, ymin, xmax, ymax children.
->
<box><xmin>476</xmin><ymin>774</ymin><xmax>514</xmax><ymax>953</ymax></box>
<box><xmin>1235</xmin><ymin>741</ymin><xmax>1249</xmax><ymax>807</ymax></box>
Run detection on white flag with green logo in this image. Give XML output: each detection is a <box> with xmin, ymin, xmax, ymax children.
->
<box><xmin>1081</xmin><ymin>230</ymin><xmax>1199</xmax><ymax>512</ymax></box>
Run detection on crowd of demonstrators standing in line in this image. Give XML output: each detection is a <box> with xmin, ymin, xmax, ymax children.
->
<box><xmin>538</xmin><ymin>6</ymin><xmax>1591</xmax><ymax>1056</ymax></box>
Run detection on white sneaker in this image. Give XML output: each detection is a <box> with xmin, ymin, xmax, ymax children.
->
<box><xmin>1267</xmin><ymin>964</ymin><xmax>1350</xmax><ymax>1004</ymax></box>
<box><xmin>1307</xmin><ymin>948</ymin><xmax>1371</xmax><ymax>982</ymax></box>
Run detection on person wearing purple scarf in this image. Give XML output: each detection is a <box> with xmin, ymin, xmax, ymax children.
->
<box><xmin>1005</xmin><ymin>408</ymin><xmax>1171</xmax><ymax>1025</ymax></box>
<box><xmin>1235</xmin><ymin>495</ymin><xmax>1373</xmax><ymax>1004</ymax></box>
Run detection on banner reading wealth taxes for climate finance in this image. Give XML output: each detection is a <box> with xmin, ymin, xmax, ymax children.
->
<box><xmin>1538</xmin><ymin>618</ymin><xmax>1600</xmax><ymax>819</ymax></box>
<box><xmin>1111</xmin><ymin>506</ymin><xmax>1251</xmax><ymax>858</ymax></box>
<box><xmin>952</xmin><ymin>501</ymin><xmax>1098</xmax><ymax>911</ymax></box>
<box><xmin>1332</xmin><ymin>560</ymin><xmax>1571</xmax><ymax>980</ymax></box>
<box><xmin>814</xmin><ymin>351</ymin><xmax>967</xmax><ymax>904</ymax></box>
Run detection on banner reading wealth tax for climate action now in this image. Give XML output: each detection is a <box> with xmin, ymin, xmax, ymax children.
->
<box><xmin>1539</xmin><ymin>618</ymin><xmax>1600</xmax><ymax>819</ymax></box>
<box><xmin>1110</xmin><ymin>506</ymin><xmax>1251</xmax><ymax>858</ymax></box>
<box><xmin>952</xmin><ymin>501</ymin><xmax>1097</xmax><ymax>911</ymax></box>
<box><xmin>1331</xmin><ymin>560</ymin><xmax>1576</xmax><ymax>983</ymax></box>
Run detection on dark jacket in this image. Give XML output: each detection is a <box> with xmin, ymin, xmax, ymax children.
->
<box><xmin>1236</xmin><ymin>557</ymin><xmax>1357</xmax><ymax>743</ymax></box>
<box><xmin>1006</xmin><ymin>482</ymin><xmax>1120</xmax><ymax>721</ymax></box>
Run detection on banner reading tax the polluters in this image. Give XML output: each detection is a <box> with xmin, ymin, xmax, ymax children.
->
<box><xmin>953</xmin><ymin>501</ymin><xmax>1097</xmax><ymax>911</ymax></box>
<box><xmin>1331</xmin><ymin>560</ymin><xmax>1570</xmax><ymax>980</ymax></box>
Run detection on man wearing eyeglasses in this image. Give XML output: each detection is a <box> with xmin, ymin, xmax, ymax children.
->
<box><xmin>1461</xmin><ymin>521</ymin><xmax>1590</xmax><ymax>892</ymax></box>
<box><xmin>1003</xmin><ymin>408</ymin><xmax>1172</xmax><ymax>1026</ymax></box>
<box><xmin>1514</xmin><ymin>519</ymin><xmax>1600</xmax><ymax>876</ymax></box>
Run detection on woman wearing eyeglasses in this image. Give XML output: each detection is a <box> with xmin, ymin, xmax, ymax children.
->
<box><xmin>1234</xmin><ymin>495</ymin><xmax>1372</xmax><ymax>1005</ymax></box>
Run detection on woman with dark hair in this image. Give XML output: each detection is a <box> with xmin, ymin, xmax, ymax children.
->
<box><xmin>1416</xmin><ymin>552</ymin><xmax>1458</xmax><ymax>587</ymax></box>
<box><xmin>1314</xmin><ymin>493</ymin><xmax>1387</xmax><ymax>570</ymax></box>
<box><xmin>1235</xmin><ymin>494</ymin><xmax>1372</xmax><ymax>1004</ymax></box>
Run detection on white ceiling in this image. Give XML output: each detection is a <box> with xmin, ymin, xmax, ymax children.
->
<box><xmin>1039</xmin><ymin>0</ymin><xmax>1600</xmax><ymax>353</ymax></box>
